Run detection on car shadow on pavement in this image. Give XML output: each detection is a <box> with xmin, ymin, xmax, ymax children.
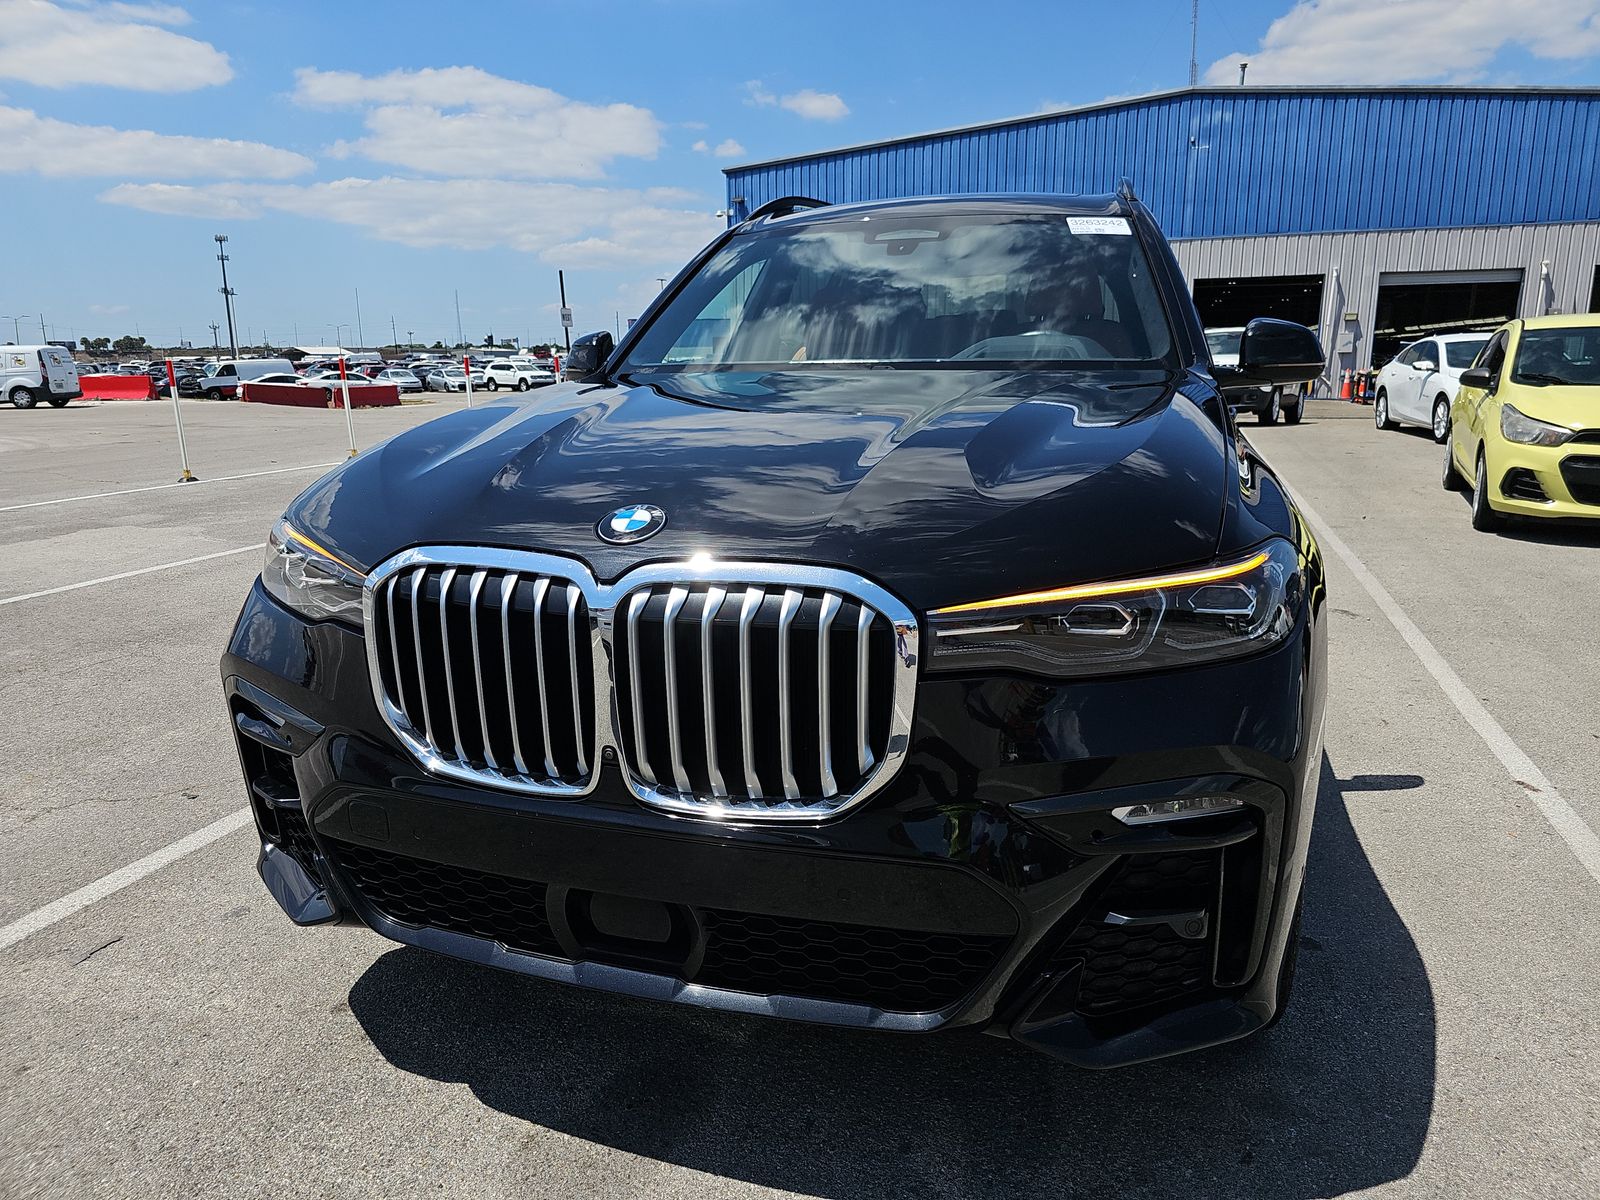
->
<box><xmin>348</xmin><ymin>755</ymin><xmax>1434</xmax><ymax>1199</ymax></box>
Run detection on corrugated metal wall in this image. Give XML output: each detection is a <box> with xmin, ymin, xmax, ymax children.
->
<box><xmin>724</xmin><ymin>88</ymin><xmax>1600</xmax><ymax>240</ymax></box>
<box><xmin>1172</xmin><ymin>220</ymin><xmax>1600</xmax><ymax>380</ymax></box>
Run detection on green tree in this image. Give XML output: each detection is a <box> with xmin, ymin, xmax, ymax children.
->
<box><xmin>112</xmin><ymin>334</ymin><xmax>150</xmax><ymax>356</ymax></box>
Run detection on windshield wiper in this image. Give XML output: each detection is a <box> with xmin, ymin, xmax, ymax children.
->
<box><xmin>1517</xmin><ymin>371</ymin><xmax>1575</xmax><ymax>386</ymax></box>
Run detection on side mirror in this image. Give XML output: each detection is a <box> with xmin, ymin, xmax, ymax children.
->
<box><xmin>564</xmin><ymin>330</ymin><xmax>614</xmax><ymax>383</ymax></box>
<box><xmin>1458</xmin><ymin>366</ymin><xmax>1494</xmax><ymax>391</ymax></box>
<box><xmin>1412</xmin><ymin>359</ymin><xmax>1436</xmax><ymax>373</ymax></box>
<box><xmin>1212</xmin><ymin>317</ymin><xmax>1324</xmax><ymax>388</ymax></box>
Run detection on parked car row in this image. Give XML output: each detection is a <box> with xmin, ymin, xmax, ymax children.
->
<box><xmin>13</xmin><ymin>351</ymin><xmax>561</xmax><ymax>409</ymax></box>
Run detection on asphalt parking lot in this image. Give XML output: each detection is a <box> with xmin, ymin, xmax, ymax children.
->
<box><xmin>2</xmin><ymin>397</ymin><xmax>1597</xmax><ymax>1199</ymax></box>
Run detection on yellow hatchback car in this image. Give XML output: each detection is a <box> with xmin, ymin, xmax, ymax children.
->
<box><xmin>1444</xmin><ymin>313</ymin><xmax>1600</xmax><ymax>530</ymax></box>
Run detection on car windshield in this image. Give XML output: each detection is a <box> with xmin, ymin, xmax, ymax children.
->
<box><xmin>1511</xmin><ymin>327</ymin><xmax>1600</xmax><ymax>387</ymax></box>
<box><xmin>1205</xmin><ymin>330</ymin><xmax>1242</xmax><ymax>357</ymax></box>
<box><xmin>621</xmin><ymin>212</ymin><xmax>1174</xmax><ymax>371</ymax></box>
<box><xmin>1444</xmin><ymin>337</ymin><xmax>1488</xmax><ymax>368</ymax></box>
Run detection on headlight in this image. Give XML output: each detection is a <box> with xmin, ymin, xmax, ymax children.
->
<box><xmin>261</xmin><ymin>519</ymin><xmax>366</xmax><ymax>623</ymax></box>
<box><xmin>927</xmin><ymin>539</ymin><xmax>1301</xmax><ymax>678</ymax></box>
<box><xmin>1501</xmin><ymin>403</ymin><xmax>1574</xmax><ymax>447</ymax></box>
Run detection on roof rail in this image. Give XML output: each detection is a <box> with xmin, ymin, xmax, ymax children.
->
<box><xmin>742</xmin><ymin>195</ymin><xmax>830</xmax><ymax>223</ymax></box>
<box><xmin>1116</xmin><ymin>178</ymin><xmax>1140</xmax><ymax>204</ymax></box>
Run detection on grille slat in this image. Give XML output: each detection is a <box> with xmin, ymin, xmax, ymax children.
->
<box><xmin>855</xmin><ymin>605</ymin><xmax>875</xmax><ymax>777</ymax></box>
<box><xmin>737</xmin><ymin>586</ymin><xmax>764</xmax><ymax>801</ymax></box>
<box><xmin>365</xmin><ymin>552</ymin><xmax>917</xmax><ymax>821</ymax></box>
<box><xmin>501</xmin><ymin>572</ymin><xmax>531</xmax><ymax>777</ymax></box>
<box><xmin>776</xmin><ymin>587</ymin><xmax>803</xmax><ymax>801</ymax></box>
<box><xmin>817</xmin><ymin>591</ymin><xmax>840</xmax><ymax>798</ymax></box>
<box><xmin>467</xmin><ymin>570</ymin><xmax>499</xmax><ymax>772</ymax></box>
<box><xmin>565</xmin><ymin>584</ymin><xmax>588</xmax><ymax>777</ymax></box>
<box><xmin>701</xmin><ymin>585</ymin><xmax>728</xmax><ymax>798</ymax></box>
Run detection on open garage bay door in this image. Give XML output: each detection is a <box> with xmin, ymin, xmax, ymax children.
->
<box><xmin>1193</xmin><ymin>274</ymin><xmax>1325</xmax><ymax>331</ymax></box>
<box><xmin>1373</xmin><ymin>269</ymin><xmax>1521</xmax><ymax>367</ymax></box>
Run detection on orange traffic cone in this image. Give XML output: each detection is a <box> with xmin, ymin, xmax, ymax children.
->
<box><xmin>1339</xmin><ymin>369</ymin><xmax>1352</xmax><ymax>400</ymax></box>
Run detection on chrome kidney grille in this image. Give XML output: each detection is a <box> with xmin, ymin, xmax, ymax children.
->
<box><xmin>369</xmin><ymin>563</ymin><xmax>596</xmax><ymax>792</ymax></box>
<box><xmin>363</xmin><ymin>548</ymin><xmax>919</xmax><ymax>822</ymax></box>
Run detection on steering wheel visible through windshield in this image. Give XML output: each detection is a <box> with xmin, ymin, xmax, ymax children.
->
<box><xmin>620</xmin><ymin>211</ymin><xmax>1175</xmax><ymax>372</ymax></box>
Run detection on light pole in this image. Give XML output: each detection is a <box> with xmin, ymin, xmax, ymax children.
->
<box><xmin>214</xmin><ymin>234</ymin><xmax>239</xmax><ymax>360</ymax></box>
<box><xmin>209</xmin><ymin>322</ymin><xmax>220</xmax><ymax>348</ymax></box>
<box><xmin>333</xmin><ymin>323</ymin><xmax>349</xmax><ymax>348</ymax></box>
<box><xmin>1</xmin><ymin>314</ymin><xmax>29</xmax><ymax>343</ymax></box>
<box><xmin>406</xmin><ymin>329</ymin><xmax>414</xmax><ymax>350</ymax></box>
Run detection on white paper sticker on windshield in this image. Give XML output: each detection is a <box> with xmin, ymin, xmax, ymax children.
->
<box><xmin>1066</xmin><ymin>216</ymin><xmax>1132</xmax><ymax>236</ymax></box>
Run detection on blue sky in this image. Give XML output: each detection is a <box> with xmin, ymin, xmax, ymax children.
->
<box><xmin>5</xmin><ymin>0</ymin><xmax>1600</xmax><ymax>351</ymax></box>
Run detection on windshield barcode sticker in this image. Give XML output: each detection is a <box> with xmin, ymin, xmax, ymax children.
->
<box><xmin>1066</xmin><ymin>216</ymin><xmax>1132</xmax><ymax>236</ymax></box>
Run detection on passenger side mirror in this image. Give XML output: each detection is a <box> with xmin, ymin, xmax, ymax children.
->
<box><xmin>1412</xmin><ymin>359</ymin><xmax>1436</xmax><ymax>372</ymax></box>
<box><xmin>1212</xmin><ymin>317</ymin><xmax>1324</xmax><ymax>388</ymax></box>
<box><xmin>564</xmin><ymin>331</ymin><xmax>614</xmax><ymax>383</ymax></box>
<box><xmin>1458</xmin><ymin>366</ymin><xmax>1494</xmax><ymax>391</ymax></box>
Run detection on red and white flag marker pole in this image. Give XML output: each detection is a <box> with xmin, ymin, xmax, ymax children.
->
<box><xmin>166</xmin><ymin>358</ymin><xmax>198</xmax><ymax>482</ymax></box>
<box><xmin>337</xmin><ymin>356</ymin><xmax>357</xmax><ymax>458</ymax></box>
<box><xmin>463</xmin><ymin>353</ymin><xmax>474</xmax><ymax>408</ymax></box>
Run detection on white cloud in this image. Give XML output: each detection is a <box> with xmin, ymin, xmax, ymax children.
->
<box><xmin>713</xmin><ymin>138</ymin><xmax>745</xmax><ymax>158</ymax></box>
<box><xmin>780</xmin><ymin>89</ymin><xmax>849</xmax><ymax>120</ymax></box>
<box><xmin>1205</xmin><ymin>0</ymin><xmax>1600</xmax><ymax>85</ymax></box>
<box><xmin>744</xmin><ymin>80</ymin><xmax>849</xmax><ymax>120</ymax></box>
<box><xmin>101</xmin><ymin>177</ymin><xmax>722</xmax><ymax>269</ymax></box>
<box><xmin>0</xmin><ymin>1</ymin><xmax>230</xmax><ymax>92</ymax></box>
<box><xmin>691</xmin><ymin>139</ymin><xmax>710</xmax><ymax>152</ymax></box>
<box><xmin>89</xmin><ymin>302</ymin><xmax>129</xmax><ymax>315</ymax></box>
<box><xmin>293</xmin><ymin>66</ymin><xmax>660</xmax><ymax>179</ymax></box>
<box><xmin>0</xmin><ymin>105</ymin><xmax>312</xmax><ymax>178</ymax></box>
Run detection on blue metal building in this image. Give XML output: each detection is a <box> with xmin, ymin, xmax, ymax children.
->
<box><xmin>724</xmin><ymin>86</ymin><xmax>1600</xmax><ymax>379</ymax></box>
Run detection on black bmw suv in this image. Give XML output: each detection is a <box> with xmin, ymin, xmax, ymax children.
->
<box><xmin>222</xmin><ymin>186</ymin><xmax>1328</xmax><ymax>1067</ymax></box>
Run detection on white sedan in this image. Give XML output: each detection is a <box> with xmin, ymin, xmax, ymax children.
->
<box><xmin>1373</xmin><ymin>332</ymin><xmax>1491</xmax><ymax>442</ymax></box>
<box><xmin>426</xmin><ymin>367</ymin><xmax>488</xmax><ymax>392</ymax></box>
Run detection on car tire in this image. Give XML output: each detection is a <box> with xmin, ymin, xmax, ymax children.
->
<box><xmin>10</xmin><ymin>386</ymin><xmax>39</xmax><ymax>409</ymax></box>
<box><xmin>516</xmin><ymin>379</ymin><xmax>529</xmax><ymax>391</ymax></box>
<box><xmin>1442</xmin><ymin>439</ymin><xmax>1465</xmax><ymax>491</ymax></box>
<box><xmin>1282</xmin><ymin>389</ymin><xmax>1305</xmax><ymax>425</ymax></box>
<box><xmin>47</xmin><ymin>395</ymin><xmax>69</xmax><ymax>408</ymax></box>
<box><xmin>487</xmin><ymin>379</ymin><xmax>500</xmax><ymax>391</ymax></box>
<box><xmin>1471</xmin><ymin>451</ymin><xmax>1504</xmax><ymax>532</ymax></box>
<box><xmin>1257</xmin><ymin>388</ymin><xmax>1281</xmax><ymax>425</ymax></box>
<box><xmin>1375</xmin><ymin>389</ymin><xmax>1397</xmax><ymax>430</ymax></box>
<box><xmin>1431</xmin><ymin>395</ymin><xmax>1450</xmax><ymax>443</ymax></box>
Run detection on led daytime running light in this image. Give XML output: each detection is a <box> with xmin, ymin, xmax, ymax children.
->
<box><xmin>931</xmin><ymin>549</ymin><xmax>1272</xmax><ymax>617</ymax></box>
<box><xmin>282</xmin><ymin>523</ymin><xmax>365</xmax><ymax>579</ymax></box>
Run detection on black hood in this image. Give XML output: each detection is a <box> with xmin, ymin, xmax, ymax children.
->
<box><xmin>287</xmin><ymin>368</ymin><xmax>1229</xmax><ymax>612</ymax></box>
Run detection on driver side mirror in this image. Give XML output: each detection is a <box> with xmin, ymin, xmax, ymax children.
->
<box><xmin>564</xmin><ymin>330</ymin><xmax>614</xmax><ymax>383</ymax></box>
<box><xmin>1212</xmin><ymin>317</ymin><xmax>1324</xmax><ymax>388</ymax></box>
<box><xmin>1458</xmin><ymin>366</ymin><xmax>1494</xmax><ymax>391</ymax></box>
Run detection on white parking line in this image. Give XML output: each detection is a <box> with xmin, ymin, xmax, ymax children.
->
<box><xmin>0</xmin><ymin>544</ymin><xmax>260</xmax><ymax>606</ymax></box>
<box><xmin>0</xmin><ymin>808</ymin><xmax>253</xmax><ymax>953</ymax></box>
<box><xmin>0</xmin><ymin>462</ymin><xmax>338</xmax><ymax>513</ymax></box>
<box><xmin>1292</xmin><ymin>490</ymin><xmax>1600</xmax><ymax>885</ymax></box>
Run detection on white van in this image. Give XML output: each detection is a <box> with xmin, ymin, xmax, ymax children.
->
<box><xmin>197</xmin><ymin>358</ymin><xmax>296</xmax><ymax>399</ymax></box>
<box><xmin>3</xmin><ymin>344</ymin><xmax>82</xmax><ymax>408</ymax></box>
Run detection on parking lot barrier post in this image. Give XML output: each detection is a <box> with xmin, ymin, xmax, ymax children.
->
<box><xmin>463</xmin><ymin>354</ymin><xmax>473</xmax><ymax>408</ymax></box>
<box><xmin>337</xmin><ymin>357</ymin><xmax>357</xmax><ymax>458</ymax></box>
<box><xmin>166</xmin><ymin>358</ymin><xmax>198</xmax><ymax>482</ymax></box>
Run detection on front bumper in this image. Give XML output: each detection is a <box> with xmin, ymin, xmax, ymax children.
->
<box><xmin>222</xmin><ymin>577</ymin><xmax>1325</xmax><ymax>1067</ymax></box>
<box><xmin>1488</xmin><ymin>440</ymin><xmax>1600</xmax><ymax>519</ymax></box>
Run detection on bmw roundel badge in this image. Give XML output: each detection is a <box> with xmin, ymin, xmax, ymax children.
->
<box><xmin>597</xmin><ymin>503</ymin><xmax>667</xmax><ymax>544</ymax></box>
